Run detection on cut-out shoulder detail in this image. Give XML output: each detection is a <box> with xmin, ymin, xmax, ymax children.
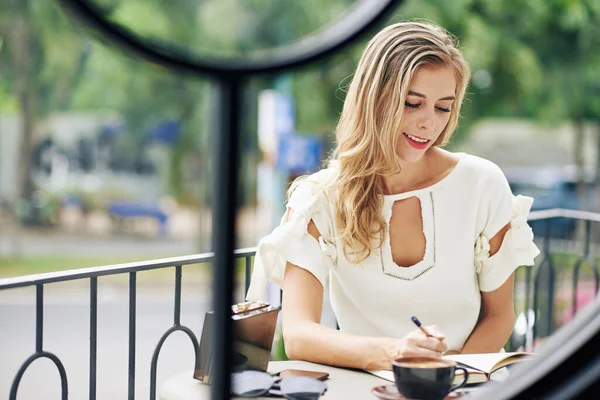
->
<box><xmin>489</xmin><ymin>223</ymin><xmax>511</xmax><ymax>257</ymax></box>
<box><xmin>246</xmin><ymin>176</ymin><xmax>337</xmax><ymax>301</ymax></box>
<box><xmin>475</xmin><ymin>195</ymin><xmax>540</xmax><ymax>292</ymax></box>
<box><xmin>307</xmin><ymin>220</ymin><xmax>321</xmax><ymax>242</ymax></box>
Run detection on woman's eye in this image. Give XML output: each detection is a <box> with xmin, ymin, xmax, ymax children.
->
<box><xmin>436</xmin><ymin>107</ymin><xmax>451</xmax><ymax>113</ymax></box>
<box><xmin>404</xmin><ymin>101</ymin><xmax>419</xmax><ymax>108</ymax></box>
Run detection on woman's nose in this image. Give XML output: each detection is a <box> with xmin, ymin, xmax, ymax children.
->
<box><xmin>416</xmin><ymin>110</ymin><xmax>435</xmax><ymax>132</ymax></box>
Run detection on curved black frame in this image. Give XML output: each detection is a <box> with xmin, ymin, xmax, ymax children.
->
<box><xmin>53</xmin><ymin>1</ymin><xmax>600</xmax><ymax>399</ymax></box>
<box><xmin>57</xmin><ymin>0</ymin><xmax>400</xmax><ymax>78</ymax></box>
<box><xmin>55</xmin><ymin>1</ymin><xmax>400</xmax><ymax>399</ymax></box>
<box><xmin>472</xmin><ymin>296</ymin><xmax>600</xmax><ymax>399</ymax></box>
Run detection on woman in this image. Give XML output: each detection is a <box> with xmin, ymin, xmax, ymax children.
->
<box><xmin>246</xmin><ymin>21</ymin><xmax>540</xmax><ymax>371</ymax></box>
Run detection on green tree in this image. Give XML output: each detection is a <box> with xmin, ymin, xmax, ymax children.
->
<box><xmin>0</xmin><ymin>0</ymin><xmax>89</xmax><ymax>225</ymax></box>
<box><xmin>69</xmin><ymin>0</ymin><xmax>211</xmax><ymax>205</ymax></box>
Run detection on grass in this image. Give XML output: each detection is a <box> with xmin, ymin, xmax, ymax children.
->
<box><xmin>0</xmin><ymin>253</ymin><xmax>251</xmax><ymax>284</ymax></box>
<box><xmin>0</xmin><ymin>254</ymin><xmax>156</xmax><ymax>277</ymax></box>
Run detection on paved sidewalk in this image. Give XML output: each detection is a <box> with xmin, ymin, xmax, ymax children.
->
<box><xmin>0</xmin><ymin>205</ymin><xmax>267</xmax><ymax>258</ymax></box>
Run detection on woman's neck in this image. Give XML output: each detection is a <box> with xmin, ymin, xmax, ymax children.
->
<box><xmin>381</xmin><ymin>148</ymin><xmax>439</xmax><ymax>195</ymax></box>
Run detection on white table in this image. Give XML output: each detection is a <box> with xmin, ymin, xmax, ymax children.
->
<box><xmin>159</xmin><ymin>360</ymin><xmax>390</xmax><ymax>400</ymax></box>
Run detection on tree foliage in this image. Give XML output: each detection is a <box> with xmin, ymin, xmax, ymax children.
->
<box><xmin>1</xmin><ymin>0</ymin><xmax>599</xmax><ymax>209</ymax></box>
<box><xmin>0</xmin><ymin>0</ymin><xmax>89</xmax><ymax>212</ymax></box>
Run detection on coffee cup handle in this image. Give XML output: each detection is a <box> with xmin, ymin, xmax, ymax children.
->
<box><xmin>449</xmin><ymin>367</ymin><xmax>469</xmax><ymax>392</ymax></box>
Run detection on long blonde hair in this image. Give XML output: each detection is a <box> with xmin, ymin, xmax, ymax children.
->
<box><xmin>326</xmin><ymin>21</ymin><xmax>471</xmax><ymax>263</ymax></box>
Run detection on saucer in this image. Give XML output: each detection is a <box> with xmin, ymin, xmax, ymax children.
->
<box><xmin>371</xmin><ymin>384</ymin><xmax>472</xmax><ymax>400</ymax></box>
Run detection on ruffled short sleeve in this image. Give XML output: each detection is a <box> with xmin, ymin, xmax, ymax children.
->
<box><xmin>246</xmin><ymin>171</ymin><xmax>337</xmax><ymax>302</ymax></box>
<box><xmin>474</xmin><ymin>164</ymin><xmax>540</xmax><ymax>292</ymax></box>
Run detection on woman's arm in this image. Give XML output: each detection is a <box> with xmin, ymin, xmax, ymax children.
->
<box><xmin>461</xmin><ymin>223</ymin><xmax>516</xmax><ymax>353</ymax></box>
<box><xmin>281</xmin><ymin>218</ymin><xmax>448</xmax><ymax>370</ymax></box>
<box><xmin>460</xmin><ymin>273</ymin><xmax>516</xmax><ymax>353</ymax></box>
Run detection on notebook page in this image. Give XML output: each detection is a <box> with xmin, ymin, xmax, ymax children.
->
<box><xmin>444</xmin><ymin>352</ymin><xmax>530</xmax><ymax>373</ymax></box>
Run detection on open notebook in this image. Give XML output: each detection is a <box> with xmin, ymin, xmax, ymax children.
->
<box><xmin>367</xmin><ymin>352</ymin><xmax>534</xmax><ymax>385</ymax></box>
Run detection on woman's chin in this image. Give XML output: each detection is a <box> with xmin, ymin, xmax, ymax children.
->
<box><xmin>396</xmin><ymin>148</ymin><xmax>428</xmax><ymax>164</ymax></box>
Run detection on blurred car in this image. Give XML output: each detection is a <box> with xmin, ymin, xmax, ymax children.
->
<box><xmin>504</xmin><ymin>165</ymin><xmax>592</xmax><ymax>239</ymax></box>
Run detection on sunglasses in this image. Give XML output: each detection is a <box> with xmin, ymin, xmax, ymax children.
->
<box><xmin>231</xmin><ymin>370</ymin><xmax>328</xmax><ymax>399</ymax></box>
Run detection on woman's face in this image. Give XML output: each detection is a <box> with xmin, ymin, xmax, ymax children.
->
<box><xmin>395</xmin><ymin>65</ymin><xmax>456</xmax><ymax>163</ymax></box>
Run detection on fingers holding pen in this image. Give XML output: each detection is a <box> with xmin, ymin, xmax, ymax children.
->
<box><xmin>423</xmin><ymin>324</ymin><xmax>445</xmax><ymax>341</ymax></box>
<box><xmin>418</xmin><ymin>335</ymin><xmax>449</xmax><ymax>355</ymax></box>
<box><xmin>406</xmin><ymin>330</ymin><xmax>448</xmax><ymax>354</ymax></box>
<box><xmin>393</xmin><ymin>336</ymin><xmax>445</xmax><ymax>360</ymax></box>
<box><xmin>407</xmin><ymin>318</ymin><xmax>450</xmax><ymax>355</ymax></box>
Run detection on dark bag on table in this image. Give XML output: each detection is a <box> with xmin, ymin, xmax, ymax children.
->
<box><xmin>194</xmin><ymin>301</ymin><xmax>280</xmax><ymax>383</ymax></box>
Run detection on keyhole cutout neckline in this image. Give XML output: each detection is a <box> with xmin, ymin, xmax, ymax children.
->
<box><xmin>377</xmin><ymin>153</ymin><xmax>466</xmax><ymax>280</ymax></box>
<box><xmin>381</xmin><ymin>192</ymin><xmax>436</xmax><ymax>280</ymax></box>
<box><xmin>388</xmin><ymin>196</ymin><xmax>426</xmax><ymax>268</ymax></box>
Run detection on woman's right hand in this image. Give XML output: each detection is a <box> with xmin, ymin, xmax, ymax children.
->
<box><xmin>380</xmin><ymin>325</ymin><xmax>449</xmax><ymax>368</ymax></box>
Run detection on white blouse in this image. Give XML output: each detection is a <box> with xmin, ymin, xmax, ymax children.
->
<box><xmin>246</xmin><ymin>153</ymin><xmax>540</xmax><ymax>352</ymax></box>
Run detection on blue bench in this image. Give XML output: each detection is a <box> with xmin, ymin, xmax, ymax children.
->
<box><xmin>108</xmin><ymin>201</ymin><xmax>168</xmax><ymax>236</ymax></box>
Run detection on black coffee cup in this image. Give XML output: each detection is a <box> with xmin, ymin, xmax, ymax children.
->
<box><xmin>392</xmin><ymin>357</ymin><xmax>469</xmax><ymax>400</ymax></box>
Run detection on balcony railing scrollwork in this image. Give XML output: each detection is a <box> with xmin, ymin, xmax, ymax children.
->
<box><xmin>2</xmin><ymin>210</ymin><xmax>600</xmax><ymax>399</ymax></box>
<box><xmin>0</xmin><ymin>249</ymin><xmax>257</xmax><ymax>400</ymax></box>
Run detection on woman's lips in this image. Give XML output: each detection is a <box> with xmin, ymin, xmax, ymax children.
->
<box><xmin>403</xmin><ymin>132</ymin><xmax>430</xmax><ymax>150</ymax></box>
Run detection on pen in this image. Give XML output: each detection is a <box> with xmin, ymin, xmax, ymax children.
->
<box><xmin>410</xmin><ymin>315</ymin><xmax>439</xmax><ymax>339</ymax></box>
<box><xmin>411</xmin><ymin>316</ymin><xmax>452</xmax><ymax>357</ymax></box>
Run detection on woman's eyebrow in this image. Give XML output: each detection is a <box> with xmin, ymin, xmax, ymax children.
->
<box><xmin>407</xmin><ymin>90</ymin><xmax>455</xmax><ymax>101</ymax></box>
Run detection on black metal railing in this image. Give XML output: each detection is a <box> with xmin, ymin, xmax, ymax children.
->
<box><xmin>0</xmin><ymin>248</ymin><xmax>256</xmax><ymax>400</ymax></box>
<box><xmin>1</xmin><ymin>209</ymin><xmax>600</xmax><ymax>399</ymax></box>
<box><xmin>510</xmin><ymin>208</ymin><xmax>600</xmax><ymax>352</ymax></box>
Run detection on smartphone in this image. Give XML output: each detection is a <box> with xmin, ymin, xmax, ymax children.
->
<box><xmin>278</xmin><ymin>369</ymin><xmax>329</xmax><ymax>381</ymax></box>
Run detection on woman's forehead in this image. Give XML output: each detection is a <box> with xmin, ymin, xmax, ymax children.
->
<box><xmin>408</xmin><ymin>65</ymin><xmax>457</xmax><ymax>99</ymax></box>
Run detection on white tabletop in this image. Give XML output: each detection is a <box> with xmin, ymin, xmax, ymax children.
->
<box><xmin>159</xmin><ymin>360</ymin><xmax>390</xmax><ymax>400</ymax></box>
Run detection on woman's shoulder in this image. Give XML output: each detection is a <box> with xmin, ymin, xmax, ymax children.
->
<box><xmin>286</xmin><ymin>167</ymin><xmax>338</xmax><ymax>232</ymax></box>
<box><xmin>286</xmin><ymin>167</ymin><xmax>338</xmax><ymax>212</ymax></box>
<box><xmin>456</xmin><ymin>153</ymin><xmax>509</xmax><ymax>184</ymax></box>
<box><xmin>308</xmin><ymin>166</ymin><xmax>338</xmax><ymax>184</ymax></box>
<box><xmin>291</xmin><ymin>166</ymin><xmax>338</xmax><ymax>196</ymax></box>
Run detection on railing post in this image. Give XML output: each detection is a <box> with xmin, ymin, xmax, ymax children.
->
<box><xmin>546</xmin><ymin>259</ymin><xmax>555</xmax><ymax>338</ymax></box>
<box><xmin>245</xmin><ymin>256</ymin><xmax>252</xmax><ymax>298</ymax></box>
<box><xmin>128</xmin><ymin>272</ymin><xmax>137</xmax><ymax>400</ymax></box>
<box><xmin>174</xmin><ymin>265</ymin><xmax>182</xmax><ymax>326</ymax></box>
<box><xmin>90</xmin><ymin>277</ymin><xmax>98</xmax><ymax>400</ymax></box>
<box><xmin>533</xmin><ymin>218</ymin><xmax>556</xmax><ymax>344</ymax></box>
<box><xmin>572</xmin><ymin>221</ymin><xmax>592</xmax><ymax>315</ymax></box>
<box><xmin>36</xmin><ymin>284</ymin><xmax>44</xmax><ymax>352</ymax></box>
<box><xmin>524</xmin><ymin>265</ymin><xmax>532</xmax><ymax>350</ymax></box>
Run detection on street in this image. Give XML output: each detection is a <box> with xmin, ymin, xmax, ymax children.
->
<box><xmin>0</xmin><ymin>281</ymin><xmax>214</xmax><ymax>400</ymax></box>
<box><xmin>0</xmin><ymin>224</ymin><xmax>266</xmax><ymax>400</ymax></box>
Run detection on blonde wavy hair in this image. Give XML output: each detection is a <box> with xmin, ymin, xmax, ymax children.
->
<box><xmin>290</xmin><ymin>21</ymin><xmax>471</xmax><ymax>263</ymax></box>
